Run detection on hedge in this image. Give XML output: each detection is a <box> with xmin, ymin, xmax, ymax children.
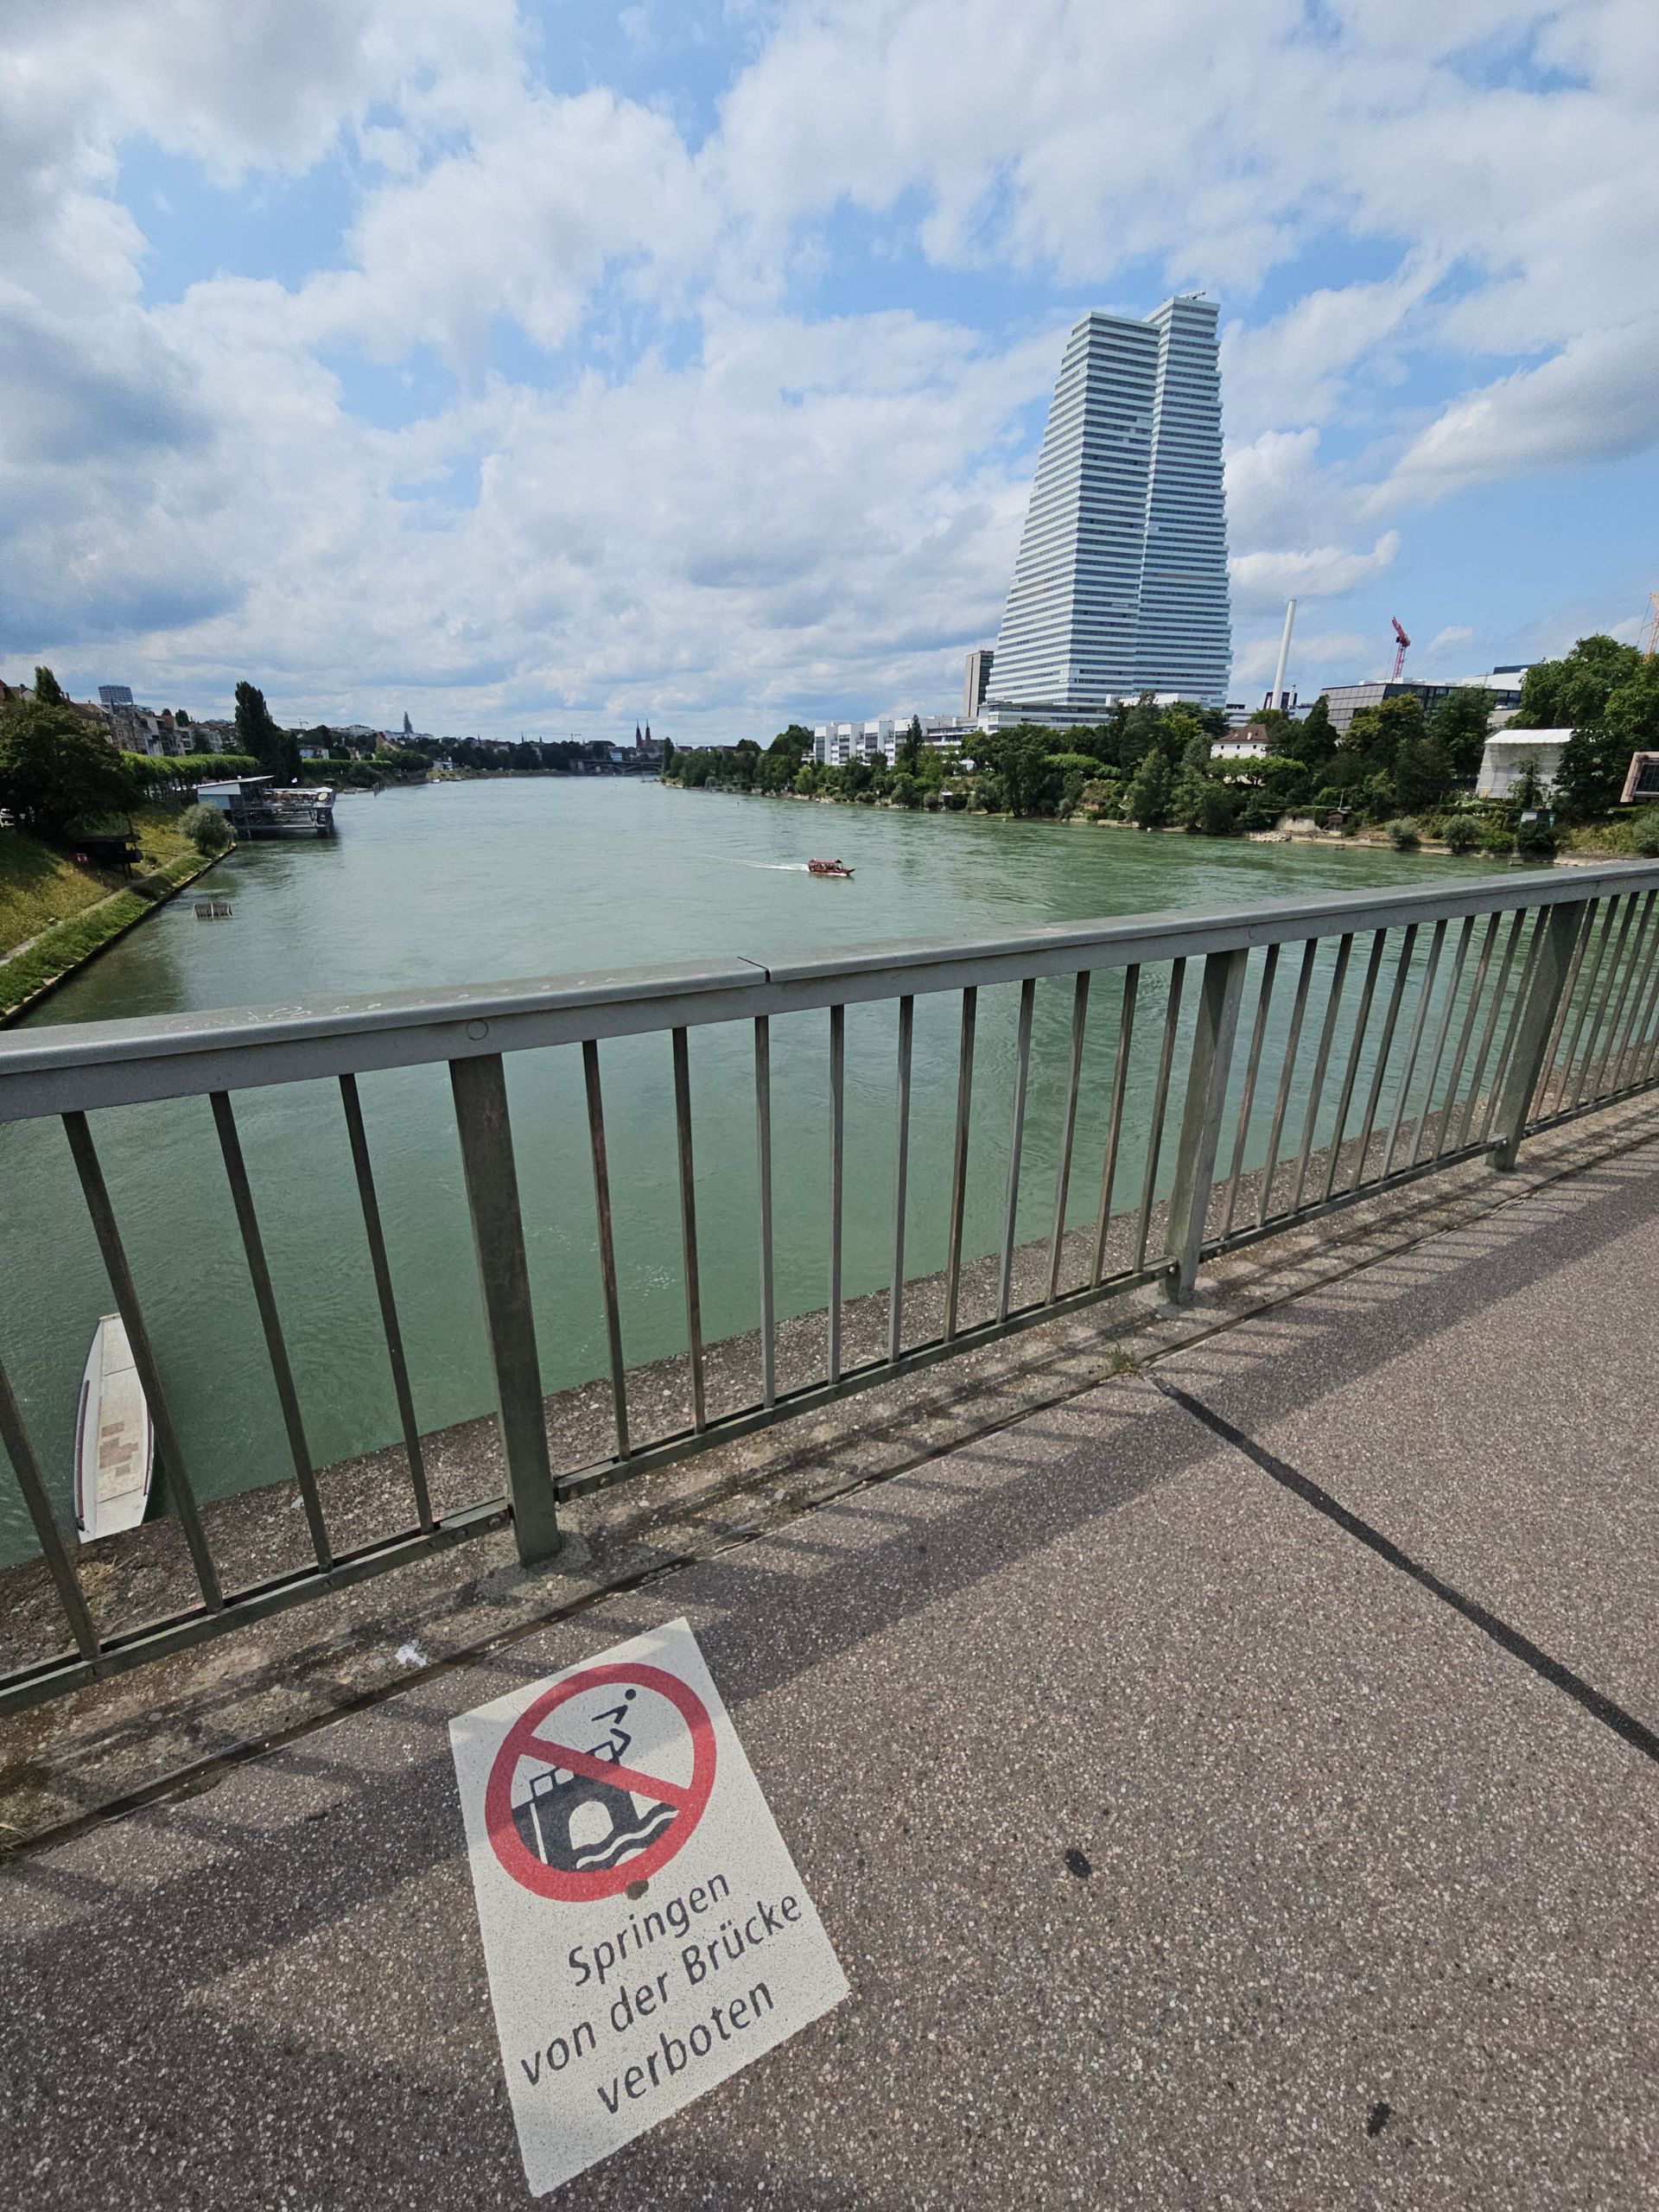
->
<box><xmin>122</xmin><ymin>753</ymin><xmax>261</xmax><ymax>788</ymax></box>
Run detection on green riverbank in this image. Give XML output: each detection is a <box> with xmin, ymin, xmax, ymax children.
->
<box><xmin>0</xmin><ymin>812</ymin><xmax>227</xmax><ymax>1021</ymax></box>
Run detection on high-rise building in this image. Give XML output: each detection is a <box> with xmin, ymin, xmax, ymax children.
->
<box><xmin>992</xmin><ymin>296</ymin><xmax>1230</xmax><ymax>709</ymax></box>
<box><xmin>963</xmin><ymin>648</ymin><xmax>995</xmax><ymax>718</ymax></box>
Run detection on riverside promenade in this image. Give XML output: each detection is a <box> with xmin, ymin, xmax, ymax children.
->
<box><xmin>3</xmin><ymin>1099</ymin><xmax>1654</xmax><ymax>2209</ymax></box>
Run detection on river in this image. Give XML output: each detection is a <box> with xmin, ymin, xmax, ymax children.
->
<box><xmin>2</xmin><ymin>779</ymin><xmax>1495</xmax><ymax>1559</ymax></box>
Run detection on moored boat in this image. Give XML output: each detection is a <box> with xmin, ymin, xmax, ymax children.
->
<box><xmin>806</xmin><ymin>858</ymin><xmax>855</xmax><ymax>877</ymax></box>
<box><xmin>73</xmin><ymin>1314</ymin><xmax>154</xmax><ymax>1541</ymax></box>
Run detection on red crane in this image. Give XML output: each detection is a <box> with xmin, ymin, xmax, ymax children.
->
<box><xmin>1389</xmin><ymin>617</ymin><xmax>1411</xmax><ymax>682</ymax></box>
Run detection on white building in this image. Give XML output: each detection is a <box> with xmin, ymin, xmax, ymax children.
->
<box><xmin>991</xmin><ymin>296</ymin><xmax>1230</xmax><ymax>712</ymax></box>
<box><xmin>1476</xmin><ymin>729</ymin><xmax>1572</xmax><ymax>799</ymax></box>
<box><xmin>813</xmin><ymin>716</ymin><xmax>971</xmax><ymax>767</ymax></box>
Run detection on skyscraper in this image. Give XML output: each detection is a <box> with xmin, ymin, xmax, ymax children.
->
<box><xmin>963</xmin><ymin>647</ymin><xmax>995</xmax><ymax>718</ymax></box>
<box><xmin>990</xmin><ymin>296</ymin><xmax>1230</xmax><ymax>709</ymax></box>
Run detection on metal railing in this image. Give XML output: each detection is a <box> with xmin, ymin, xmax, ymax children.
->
<box><xmin>3</xmin><ymin>861</ymin><xmax>1659</xmax><ymax>1714</ymax></box>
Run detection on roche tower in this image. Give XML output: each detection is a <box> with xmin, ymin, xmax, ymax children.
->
<box><xmin>992</xmin><ymin>296</ymin><xmax>1230</xmax><ymax>709</ymax></box>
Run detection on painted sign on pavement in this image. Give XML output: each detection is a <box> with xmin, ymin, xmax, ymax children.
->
<box><xmin>449</xmin><ymin>1617</ymin><xmax>849</xmax><ymax>2196</ymax></box>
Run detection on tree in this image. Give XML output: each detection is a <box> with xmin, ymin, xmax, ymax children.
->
<box><xmin>1427</xmin><ymin>685</ymin><xmax>1493</xmax><ymax>780</ymax></box>
<box><xmin>1126</xmin><ymin>748</ymin><xmax>1173</xmax><ymax>828</ymax></box>
<box><xmin>1117</xmin><ymin>694</ymin><xmax>1165</xmax><ymax>772</ymax></box>
<box><xmin>1169</xmin><ymin>728</ymin><xmax>1219</xmax><ymax>830</ymax></box>
<box><xmin>175</xmin><ymin>707</ymin><xmax>191</xmax><ymax>727</ymax></box>
<box><xmin>661</xmin><ymin>736</ymin><xmax>675</xmax><ymax>772</ymax></box>
<box><xmin>1514</xmin><ymin>635</ymin><xmax>1642</xmax><ymax>731</ymax></box>
<box><xmin>33</xmin><ymin>666</ymin><xmax>67</xmax><ymax>705</ymax></box>
<box><xmin>179</xmin><ymin>802</ymin><xmax>233</xmax><ymax>854</ymax></box>
<box><xmin>234</xmin><ymin>679</ymin><xmax>299</xmax><ymax>783</ymax></box>
<box><xmin>1600</xmin><ymin>655</ymin><xmax>1659</xmax><ymax>765</ymax></box>
<box><xmin>1511</xmin><ymin>760</ymin><xmax>1547</xmax><ymax>811</ymax></box>
<box><xmin>977</xmin><ymin>725</ymin><xmax>1060</xmax><ymax>815</ymax></box>
<box><xmin>899</xmin><ymin>716</ymin><xmax>924</xmax><ymax>773</ymax></box>
<box><xmin>0</xmin><ymin>696</ymin><xmax>138</xmax><ymax>840</ymax></box>
<box><xmin>1277</xmin><ymin>694</ymin><xmax>1336</xmax><ymax>773</ymax></box>
<box><xmin>1252</xmin><ymin>754</ymin><xmax>1315</xmax><ymax>814</ymax></box>
<box><xmin>1554</xmin><ymin>726</ymin><xmax>1630</xmax><ymax>820</ymax></box>
<box><xmin>1394</xmin><ymin>734</ymin><xmax>1455</xmax><ymax>814</ymax></box>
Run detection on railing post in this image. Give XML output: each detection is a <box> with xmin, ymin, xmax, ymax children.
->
<box><xmin>1490</xmin><ymin>902</ymin><xmax>1589</xmax><ymax>1171</ymax></box>
<box><xmin>449</xmin><ymin>1053</ymin><xmax>562</xmax><ymax>1564</ymax></box>
<box><xmin>1165</xmin><ymin>945</ymin><xmax>1249</xmax><ymax>1301</ymax></box>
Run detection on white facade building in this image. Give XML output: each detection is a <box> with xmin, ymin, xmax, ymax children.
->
<box><xmin>813</xmin><ymin>716</ymin><xmax>971</xmax><ymax>767</ymax></box>
<box><xmin>991</xmin><ymin>296</ymin><xmax>1230</xmax><ymax>712</ymax></box>
<box><xmin>1476</xmin><ymin>730</ymin><xmax>1573</xmax><ymax>799</ymax></box>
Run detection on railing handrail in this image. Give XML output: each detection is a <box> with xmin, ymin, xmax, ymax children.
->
<box><xmin>7</xmin><ymin>854</ymin><xmax>1659</xmax><ymax>1717</ymax></box>
<box><xmin>4</xmin><ymin>861</ymin><xmax>1656</xmax><ymax>1121</ymax></box>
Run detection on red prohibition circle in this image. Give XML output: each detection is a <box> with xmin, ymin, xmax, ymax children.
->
<box><xmin>485</xmin><ymin>1661</ymin><xmax>716</xmax><ymax>1902</ymax></box>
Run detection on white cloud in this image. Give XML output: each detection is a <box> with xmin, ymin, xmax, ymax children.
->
<box><xmin>296</xmin><ymin>86</ymin><xmax>717</xmax><ymax>367</ymax></box>
<box><xmin>3</xmin><ymin>0</ymin><xmax>1657</xmax><ymax>729</ymax></box>
<box><xmin>1371</xmin><ymin>317</ymin><xmax>1659</xmax><ymax>508</ymax></box>
<box><xmin>1427</xmin><ymin>625</ymin><xmax>1474</xmax><ymax>657</ymax></box>
<box><xmin>1220</xmin><ymin>269</ymin><xmax>1438</xmax><ymax>441</ymax></box>
<box><xmin>1230</xmin><ymin>533</ymin><xmax>1400</xmax><ymax>615</ymax></box>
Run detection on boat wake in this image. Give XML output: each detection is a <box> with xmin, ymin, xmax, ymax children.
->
<box><xmin>734</xmin><ymin>860</ymin><xmax>810</xmax><ymax>871</ymax></box>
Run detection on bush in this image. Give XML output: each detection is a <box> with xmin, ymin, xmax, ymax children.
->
<box><xmin>130</xmin><ymin>871</ymin><xmax>172</xmax><ymax>901</ymax></box>
<box><xmin>179</xmin><ymin>802</ymin><xmax>233</xmax><ymax>854</ymax></box>
<box><xmin>1443</xmin><ymin>816</ymin><xmax>1482</xmax><ymax>855</ymax></box>
<box><xmin>1387</xmin><ymin>817</ymin><xmax>1421</xmax><ymax>851</ymax></box>
<box><xmin>1481</xmin><ymin>826</ymin><xmax>1516</xmax><ymax>857</ymax></box>
<box><xmin>1626</xmin><ymin>805</ymin><xmax>1659</xmax><ymax>858</ymax></box>
<box><xmin>1194</xmin><ymin>783</ymin><xmax>1239</xmax><ymax>836</ymax></box>
<box><xmin>1514</xmin><ymin>817</ymin><xmax>1556</xmax><ymax>861</ymax></box>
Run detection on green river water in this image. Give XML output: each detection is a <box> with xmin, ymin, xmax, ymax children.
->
<box><xmin>1</xmin><ymin>779</ymin><xmax>1497</xmax><ymax>1559</ymax></box>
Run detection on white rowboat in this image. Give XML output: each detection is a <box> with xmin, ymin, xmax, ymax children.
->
<box><xmin>73</xmin><ymin>1315</ymin><xmax>154</xmax><ymax>1541</ymax></box>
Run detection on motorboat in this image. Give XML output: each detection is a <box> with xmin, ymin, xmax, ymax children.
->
<box><xmin>806</xmin><ymin>859</ymin><xmax>855</xmax><ymax>878</ymax></box>
<box><xmin>73</xmin><ymin>1314</ymin><xmax>154</xmax><ymax>1541</ymax></box>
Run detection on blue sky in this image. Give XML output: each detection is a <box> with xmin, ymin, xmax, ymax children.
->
<box><xmin>3</xmin><ymin>0</ymin><xmax>1656</xmax><ymax>741</ymax></box>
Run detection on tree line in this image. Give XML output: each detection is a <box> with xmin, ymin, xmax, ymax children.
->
<box><xmin>663</xmin><ymin>635</ymin><xmax>1659</xmax><ymax>856</ymax></box>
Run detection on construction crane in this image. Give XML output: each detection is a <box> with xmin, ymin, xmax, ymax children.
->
<box><xmin>1641</xmin><ymin>592</ymin><xmax>1659</xmax><ymax>661</ymax></box>
<box><xmin>1389</xmin><ymin>617</ymin><xmax>1411</xmax><ymax>682</ymax></box>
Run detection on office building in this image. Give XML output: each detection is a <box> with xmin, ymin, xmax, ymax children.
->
<box><xmin>1319</xmin><ymin>672</ymin><xmax>1526</xmax><ymax>737</ymax></box>
<box><xmin>963</xmin><ymin>649</ymin><xmax>995</xmax><ymax>719</ymax></box>
<box><xmin>990</xmin><ymin>296</ymin><xmax>1230</xmax><ymax>711</ymax></box>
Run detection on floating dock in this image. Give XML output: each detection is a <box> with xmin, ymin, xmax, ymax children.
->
<box><xmin>196</xmin><ymin>777</ymin><xmax>337</xmax><ymax>838</ymax></box>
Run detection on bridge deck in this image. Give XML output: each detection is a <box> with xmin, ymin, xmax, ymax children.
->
<box><xmin>3</xmin><ymin>1139</ymin><xmax>1655</xmax><ymax>2209</ymax></box>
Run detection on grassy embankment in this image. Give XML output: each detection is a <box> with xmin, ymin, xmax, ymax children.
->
<box><xmin>0</xmin><ymin>809</ymin><xmax>224</xmax><ymax>1021</ymax></box>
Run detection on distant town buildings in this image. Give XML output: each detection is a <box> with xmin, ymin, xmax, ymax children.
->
<box><xmin>987</xmin><ymin>296</ymin><xmax>1230</xmax><ymax>714</ymax></box>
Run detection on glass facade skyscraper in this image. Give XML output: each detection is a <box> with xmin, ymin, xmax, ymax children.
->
<box><xmin>992</xmin><ymin>296</ymin><xmax>1230</xmax><ymax>709</ymax></box>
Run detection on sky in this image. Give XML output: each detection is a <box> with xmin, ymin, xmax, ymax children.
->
<box><xmin>3</xmin><ymin>0</ymin><xmax>1656</xmax><ymax>743</ymax></box>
